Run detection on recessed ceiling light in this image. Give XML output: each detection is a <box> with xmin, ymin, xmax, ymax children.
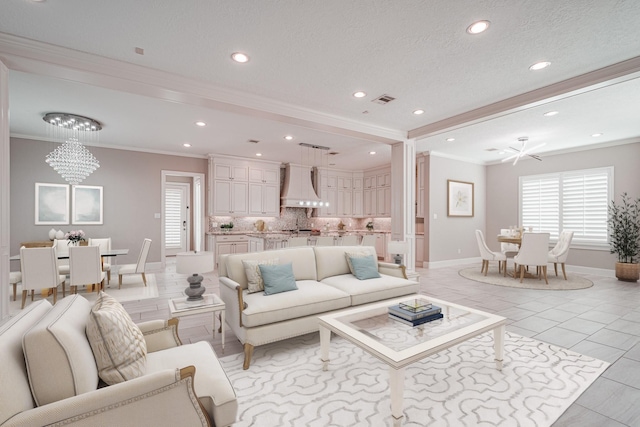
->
<box><xmin>592</xmin><ymin>133</ymin><xmax>603</xmax><ymax>137</ymax></box>
<box><xmin>256</xmin><ymin>153</ymin><xmax>263</xmax><ymax>157</ymax></box>
<box><xmin>194</xmin><ymin>121</ymin><xmax>206</xmax><ymax>127</ymax></box>
<box><xmin>446</xmin><ymin>138</ymin><xmax>455</xmax><ymax>142</ymax></box>
<box><xmin>467</xmin><ymin>20</ymin><xmax>490</xmax><ymax>34</ymax></box>
<box><xmin>284</xmin><ymin>135</ymin><xmax>294</xmax><ymax>141</ymax></box>
<box><xmin>543</xmin><ymin>111</ymin><xmax>559</xmax><ymax>117</ymax></box>
<box><xmin>231</xmin><ymin>52</ymin><xmax>250</xmax><ymax>63</ymax></box>
<box><xmin>529</xmin><ymin>61</ymin><xmax>551</xmax><ymax>71</ymax></box>
<box><xmin>369</xmin><ymin>151</ymin><xmax>376</xmax><ymax>155</ymax></box>
<box><xmin>413</xmin><ymin>109</ymin><xmax>425</xmax><ymax>115</ymax></box>
<box><xmin>353</xmin><ymin>91</ymin><xmax>367</xmax><ymax>98</ymax></box>
<box><xmin>183</xmin><ymin>143</ymin><xmax>191</xmax><ymax>147</ymax></box>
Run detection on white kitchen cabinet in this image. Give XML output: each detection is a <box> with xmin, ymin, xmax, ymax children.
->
<box><xmin>416</xmin><ymin>156</ymin><xmax>425</xmax><ymax>218</ymax></box>
<box><xmin>352</xmin><ymin>190</ymin><xmax>363</xmax><ymax>217</ymax></box>
<box><xmin>214</xmin><ymin>163</ymin><xmax>248</xmax><ymax>181</ymax></box>
<box><xmin>416</xmin><ymin>235</ymin><xmax>424</xmax><ymax>264</ymax></box>
<box><xmin>363</xmin><ymin>189</ymin><xmax>376</xmax><ymax>216</ymax></box>
<box><xmin>213</xmin><ymin>180</ymin><xmax>248</xmax><ymax>215</ymax></box>
<box><xmin>364</xmin><ymin>176</ymin><xmax>375</xmax><ymax>189</ymax></box>
<box><xmin>249</xmin><ymin>167</ymin><xmax>279</xmax><ymax>184</ymax></box>
<box><xmin>376</xmin><ymin>186</ymin><xmax>391</xmax><ymax>217</ymax></box>
<box><xmin>376</xmin><ymin>171</ymin><xmax>391</xmax><ymax>188</ymax></box>
<box><xmin>337</xmin><ymin>190</ymin><xmax>353</xmax><ymax>216</ymax></box>
<box><xmin>248</xmin><ymin>183</ymin><xmax>279</xmax><ymax>216</ymax></box>
<box><xmin>214</xmin><ymin>234</ymin><xmax>249</xmax><ymax>267</ymax></box>
<box><xmin>373</xmin><ymin>233</ymin><xmax>387</xmax><ymax>261</ymax></box>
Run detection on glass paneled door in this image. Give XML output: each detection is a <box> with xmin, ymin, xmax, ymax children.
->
<box><xmin>165</xmin><ymin>182</ymin><xmax>190</xmax><ymax>256</ymax></box>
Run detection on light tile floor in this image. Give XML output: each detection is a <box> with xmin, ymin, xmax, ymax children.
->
<box><xmin>121</xmin><ymin>260</ymin><xmax>640</xmax><ymax>427</ymax></box>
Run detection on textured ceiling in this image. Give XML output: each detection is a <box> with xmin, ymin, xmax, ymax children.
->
<box><xmin>1</xmin><ymin>0</ymin><xmax>640</xmax><ymax>168</ymax></box>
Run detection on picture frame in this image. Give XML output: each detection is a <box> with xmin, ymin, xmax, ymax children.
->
<box><xmin>35</xmin><ymin>183</ymin><xmax>69</xmax><ymax>225</ymax></box>
<box><xmin>72</xmin><ymin>185</ymin><xmax>103</xmax><ymax>225</ymax></box>
<box><xmin>447</xmin><ymin>179</ymin><xmax>474</xmax><ymax>217</ymax></box>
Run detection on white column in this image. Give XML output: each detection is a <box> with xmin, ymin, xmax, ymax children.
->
<box><xmin>0</xmin><ymin>60</ymin><xmax>10</xmax><ymax>321</ymax></box>
<box><xmin>391</xmin><ymin>139</ymin><xmax>416</xmax><ymax>271</ymax></box>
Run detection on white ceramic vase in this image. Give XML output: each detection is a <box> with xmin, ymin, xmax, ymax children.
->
<box><xmin>55</xmin><ymin>229</ymin><xmax>65</xmax><ymax>239</ymax></box>
<box><xmin>48</xmin><ymin>228</ymin><xmax>57</xmax><ymax>240</ymax></box>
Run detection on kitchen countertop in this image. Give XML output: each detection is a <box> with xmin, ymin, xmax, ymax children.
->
<box><xmin>206</xmin><ymin>229</ymin><xmax>392</xmax><ymax>236</ymax></box>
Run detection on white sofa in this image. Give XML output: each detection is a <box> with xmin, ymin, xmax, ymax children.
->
<box><xmin>219</xmin><ymin>245</ymin><xmax>419</xmax><ymax>369</ymax></box>
<box><xmin>0</xmin><ymin>294</ymin><xmax>237</xmax><ymax>427</ymax></box>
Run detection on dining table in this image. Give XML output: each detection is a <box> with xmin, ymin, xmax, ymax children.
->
<box><xmin>9</xmin><ymin>248</ymin><xmax>129</xmax><ymax>261</ymax></box>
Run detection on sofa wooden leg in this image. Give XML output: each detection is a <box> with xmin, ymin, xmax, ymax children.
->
<box><xmin>243</xmin><ymin>343</ymin><xmax>254</xmax><ymax>370</ymax></box>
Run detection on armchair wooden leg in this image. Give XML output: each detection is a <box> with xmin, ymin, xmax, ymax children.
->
<box><xmin>107</xmin><ymin>270</ymin><xmax>111</xmax><ymax>282</ymax></box>
<box><xmin>52</xmin><ymin>287</ymin><xmax>57</xmax><ymax>305</ymax></box>
<box><xmin>142</xmin><ymin>273</ymin><xmax>147</xmax><ymax>286</ymax></box>
<box><xmin>31</xmin><ymin>290</ymin><xmax>34</xmax><ymax>301</ymax></box>
<box><xmin>554</xmin><ymin>263</ymin><xmax>558</xmax><ymax>276</ymax></box>
<box><xmin>542</xmin><ymin>266</ymin><xmax>549</xmax><ymax>284</ymax></box>
<box><xmin>243</xmin><ymin>343</ymin><xmax>254</xmax><ymax>370</ymax></box>
<box><xmin>118</xmin><ymin>274</ymin><xmax>123</xmax><ymax>289</ymax></box>
<box><xmin>519</xmin><ymin>265</ymin><xmax>525</xmax><ymax>283</ymax></box>
<box><xmin>561</xmin><ymin>263</ymin><xmax>567</xmax><ymax>280</ymax></box>
<box><xmin>62</xmin><ymin>281</ymin><xmax>66</xmax><ymax>298</ymax></box>
<box><xmin>21</xmin><ymin>290</ymin><xmax>27</xmax><ymax>309</ymax></box>
<box><xmin>503</xmin><ymin>261</ymin><xmax>507</xmax><ymax>277</ymax></box>
<box><xmin>12</xmin><ymin>283</ymin><xmax>16</xmax><ymax>301</ymax></box>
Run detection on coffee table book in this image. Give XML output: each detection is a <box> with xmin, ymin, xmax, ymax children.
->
<box><xmin>398</xmin><ymin>298</ymin><xmax>432</xmax><ymax>313</ymax></box>
<box><xmin>389</xmin><ymin>304</ymin><xmax>441</xmax><ymax>321</ymax></box>
<box><xmin>388</xmin><ymin>312</ymin><xmax>444</xmax><ymax>326</ymax></box>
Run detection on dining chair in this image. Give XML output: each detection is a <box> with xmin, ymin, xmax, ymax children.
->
<box><xmin>315</xmin><ymin>236</ymin><xmax>335</xmax><ymax>246</ymax></box>
<box><xmin>500</xmin><ymin>228</ymin><xmax>520</xmax><ymax>258</ymax></box>
<box><xmin>118</xmin><ymin>238</ymin><xmax>152</xmax><ymax>289</ymax></box>
<box><xmin>340</xmin><ymin>235</ymin><xmax>360</xmax><ymax>246</ymax></box>
<box><xmin>360</xmin><ymin>235</ymin><xmax>377</xmax><ymax>247</ymax></box>
<box><xmin>19</xmin><ymin>246</ymin><xmax>66</xmax><ymax>309</ymax></box>
<box><xmin>69</xmin><ymin>246</ymin><xmax>106</xmax><ymax>294</ymax></box>
<box><xmin>9</xmin><ymin>271</ymin><xmax>21</xmax><ymax>302</ymax></box>
<box><xmin>475</xmin><ymin>230</ymin><xmax>507</xmax><ymax>276</ymax></box>
<box><xmin>53</xmin><ymin>238</ymin><xmax>71</xmax><ymax>276</ymax></box>
<box><xmin>89</xmin><ymin>237</ymin><xmax>112</xmax><ymax>283</ymax></box>
<box><xmin>287</xmin><ymin>236</ymin><xmax>309</xmax><ymax>247</ymax></box>
<box><xmin>548</xmin><ymin>230</ymin><xmax>574</xmax><ymax>280</ymax></box>
<box><xmin>513</xmin><ymin>233</ymin><xmax>550</xmax><ymax>284</ymax></box>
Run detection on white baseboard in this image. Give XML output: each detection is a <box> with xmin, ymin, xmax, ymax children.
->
<box><xmin>565</xmin><ymin>265</ymin><xmax>615</xmax><ymax>277</ymax></box>
<box><xmin>424</xmin><ymin>257</ymin><xmax>481</xmax><ymax>269</ymax></box>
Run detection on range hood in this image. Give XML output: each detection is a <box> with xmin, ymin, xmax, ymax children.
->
<box><xmin>281</xmin><ymin>163</ymin><xmax>322</xmax><ymax>208</ymax></box>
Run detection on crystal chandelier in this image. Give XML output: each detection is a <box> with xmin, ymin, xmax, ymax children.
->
<box><xmin>43</xmin><ymin>113</ymin><xmax>101</xmax><ymax>185</ymax></box>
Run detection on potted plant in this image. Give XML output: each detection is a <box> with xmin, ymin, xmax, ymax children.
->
<box><xmin>608</xmin><ymin>193</ymin><xmax>640</xmax><ymax>281</ymax></box>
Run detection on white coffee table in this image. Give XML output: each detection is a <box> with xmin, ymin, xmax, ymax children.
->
<box><xmin>318</xmin><ymin>294</ymin><xmax>506</xmax><ymax>423</ymax></box>
<box><xmin>168</xmin><ymin>294</ymin><xmax>226</xmax><ymax>351</ymax></box>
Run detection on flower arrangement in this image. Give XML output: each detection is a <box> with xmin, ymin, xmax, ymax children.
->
<box><xmin>366</xmin><ymin>221</ymin><xmax>374</xmax><ymax>231</ymax></box>
<box><xmin>65</xmin><ymin>230</ymin><xmax>86</xmax><ymax>245</ymax></box>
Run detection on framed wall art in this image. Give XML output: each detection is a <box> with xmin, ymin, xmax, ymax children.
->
<box><xmin>72</xmin><ymin>185</ymin><xmax>103</xmax><ymax>225</ymax></box>
<box><xmin>35</xmin><ymin>182</ymin><xmax>69</xmax><ymax>225</ymax></box>
<box><xmin>447</xmin><ymin>179</ymin><xmax>474</xmax><ymax>217</ymax></box>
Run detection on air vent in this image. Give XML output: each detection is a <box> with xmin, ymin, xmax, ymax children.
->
<box><xmin>328</xmin><ymin>151</ymin><xmax>339</xmax><ymax>156</ymax></box>
<box><xmin>247</xmin><ymin>139</ymin><xmax>260</xmax><ymax>144</ymax></box>
<box><xmin>372</xmin><ymin>94</ymin><xmax>396</xmax><ymax>105</ymax></box>
<box><xmin>485</xmin><ymin>148</ymin><xmax>499</xmax><ymax>152</ymax></box>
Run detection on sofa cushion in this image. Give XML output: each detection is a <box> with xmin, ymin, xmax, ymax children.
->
<box><xmin>349</xmin><ymin>254</ymin><xmax>381</xmax><ymax>280</ymax></box>
<box><xmin>321</xmin><ymin>274</ymin><xmax>419</xmax><ymax>306</ymax></box>
<box><xmin>225</xmin><ymin>247</ymin><xmax>318</xmax><ymax>289</ymax></box>
<box><xmin>260</xmin><ymin>263</ymin><xmax>298</xmax><ymax>295</ymax></box>
<box><xmin>23</xmin><ymin>294</ymin><xmax>98</xmax><ymax>406</ymax></box>
<box><xmin>243</xmin><ymin>258</ymin><xmax>279</xmax><ymax>293</ymax></box>
<box><xmin>241</xmin><ymin>280</ymin><xmax>351</xmax><ymax>327</ymax></box>
<box><xmin>146</xmin><ymin>341</ymin><xmax>238</xmax><ymax>427</ymax></box>
<box><xmin>314</xmin><ymin>246</ymin><xmax>377</xmax><ymax>281</ymax></box>
<box><xmin>86</xmin><ymin>292</ymin><xmax>147</xmax><ymax>385</ymax></box>
<box><xmin>0</xmin><ymin>300</ymin><xmax>52</xmax><ymax>425</ymax></box>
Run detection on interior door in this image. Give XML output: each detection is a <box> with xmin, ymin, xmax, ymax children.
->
<box><xmin>165</xmin><ymin>183</ymin><xmax>190</xmax><ymax>256</ymax></box>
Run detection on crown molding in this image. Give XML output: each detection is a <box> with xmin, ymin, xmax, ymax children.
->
<box><xmin>0</xmin><ymin>33</ymin><xmax>404</xmax><ymax>145</ymax></box>
<box><xmin>409</xmin><ymin>55</ymin><xmax>640</xmax><ymax>140</ymax></box>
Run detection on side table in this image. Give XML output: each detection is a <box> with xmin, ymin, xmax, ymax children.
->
<box><xmin>168</xmin><ymin>294</ymin><xmax>226</xmax><ymax>351</ymax></box>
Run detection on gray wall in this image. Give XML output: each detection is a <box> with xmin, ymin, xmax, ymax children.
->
<box><xmin>426</xmin><ymin>154</ymin><xmax>487</xmax><ymax>262</ymax></box>
<box><xmin>10</xmin><ymin>137</ymin><xmax>207</xmax><ymax>264</ymax></box>
<box><xmin>486</xmin><ymin>141</ymin><xmax>640</xmax><ymax>270</ymax></box>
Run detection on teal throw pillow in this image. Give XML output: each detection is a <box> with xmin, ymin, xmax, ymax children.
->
<box><xmin>349</xmin><ymin>255</ymin><xmax>381</xmax><ymax>280</ymax></box>
<box><xmin>258</xmin><ymin>263</ymin><xmax>298</xmax><ymax>295</ymax></box>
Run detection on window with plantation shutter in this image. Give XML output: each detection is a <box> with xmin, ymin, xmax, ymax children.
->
<box><xmin>519</xmin><ymin>167</ymin><xmax>613</xmax><ymax>247</ymax></box>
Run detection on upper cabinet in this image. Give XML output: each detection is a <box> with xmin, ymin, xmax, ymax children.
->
<box><xmin>209</xmin><ymin>156</ymin><xmax>280</xmax><ymax>217</ymax></box>
<box><xmin>363</xmin><ymin>166</ymin><xmax>391</xmax><ymax>217</ymax></box>
<box><xmin>316</xmin><ymin>168</ymin><xmax>364</xmax><ymax>218</ymax></box>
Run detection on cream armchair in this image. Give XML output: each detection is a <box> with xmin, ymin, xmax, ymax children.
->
<box><xmin>118</xmin><ymin>238</ymin><xmax>152</xmax><ymax>288</ymax></box>
<box><xmin>514</xmin><ymin>233</ymin><xmax>551</xmax><ymax>284</ymax></box>
<box><xmin>475</xmin><ymin>230</ymin><xmax>507</xmax><ymax>276</ymax></box>
<box><xmin>0</xmin><ymin>295</ymin><xmax>237</xmax><ymax>427</ymax></box>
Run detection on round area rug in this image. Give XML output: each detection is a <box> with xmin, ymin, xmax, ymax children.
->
<box><xmin>459</xmin><ymin>266</ymin><xmax>593</xmax><ymax>290</ymax></box>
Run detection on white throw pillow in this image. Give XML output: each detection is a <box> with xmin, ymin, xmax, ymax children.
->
<box><xmin>344</xmin><ymin>251</ymin><xmax>371</xmax><ymax>275</ymax></box>
<box><xmin>85</xmin><ymin>292</ymin><xmax>147</xmax><ymax>385</ymax></box>
<box><xmin>243</xmin><ymin>258</ymin><xmax>279</xmax><ymax>293</ymax></box>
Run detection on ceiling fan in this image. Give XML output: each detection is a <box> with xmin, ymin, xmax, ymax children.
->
<box><xmin>501</xmin><ymin>137</ymin><xmax>546</xmax><ymax>165</ymax></box>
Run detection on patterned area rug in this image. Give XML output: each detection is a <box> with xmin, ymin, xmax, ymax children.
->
<box><xmin>220</xmin><ymin>332</ymin><xmax>608</xmax><ymax>427</ymax></box>
<box><xmin>459</xmin><ymin>266</ymin><xmax>593</xmax><ymax>290</ymax></box>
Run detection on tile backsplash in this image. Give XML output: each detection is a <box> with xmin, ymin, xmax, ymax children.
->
<box><xmin>209</xmin><ymin>208</ymin><xmax>390</xmax><ymax>232</ymax></box>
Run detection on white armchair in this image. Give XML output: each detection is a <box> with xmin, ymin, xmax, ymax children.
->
<box><xmin>118</xmin><ymin>238</ymin><xmax>152</xmax><ymax>289</ymax></box>
<box><xmin>89</xmin><ymin>237</ymin><xmax>112</xmax><ymax>283</ymax></box>
<box><xmin>475</xmin><ymin>230</ymin><xmax>507</xmax><ymax>276</ymax></box>
<box><xmin>19</xmin><ymin>246</ymin><xmax>66</xmax><ymax>309</ymax></box>
<box><xmin>53</xmin><ymin>239</ymin><xmax>71</xmax><ymax>276</ymax></box>
<box><xmin>548</xmin><ymin>230</ymin><xmax>574</xmax><ymax>280</ymax></box>
<box><xmin>10</xmin><ymin>271</ymin><xmax>21</xmax><ymax>302</ymax></box>
<box><xmin>513</xmin><ymin>233</ymin><xmax>550</xmax><ymax>284</ymax></box>
<box><xmin>500</xmin><ymin>228</ymin><xmax>520</xmax><ymax>258</ymax></box>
